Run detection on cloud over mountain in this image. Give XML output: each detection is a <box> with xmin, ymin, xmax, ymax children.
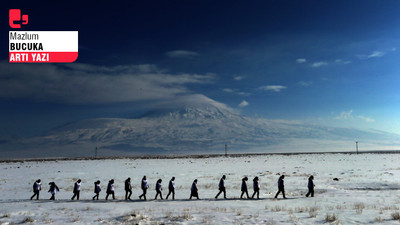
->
<box><xmin>0</xmin><ymin>62</ymin><xmax>214</xmax><ymax>104</ymax></box>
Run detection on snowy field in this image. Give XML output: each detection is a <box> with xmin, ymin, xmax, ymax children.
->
<box><xmin>1</xmin><ymin>153</ymin><xmax>400</xmax><ymax>224</ymax></box>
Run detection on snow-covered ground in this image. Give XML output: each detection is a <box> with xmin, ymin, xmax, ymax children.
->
<box><xmin>1</xmin><ymin>153</ymin><xmax>400</xmax><ymax>224</ymax></box>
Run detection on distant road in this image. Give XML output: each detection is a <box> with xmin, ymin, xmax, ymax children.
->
<box><xmin>1</xmin><ymin>150</ymin><xmax>400</xmax><ymax>163</ymax></box>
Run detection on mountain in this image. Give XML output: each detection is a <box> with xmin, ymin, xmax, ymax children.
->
<box><xmin>1</xmin><ymin>95</ymin><xmax>399</xmax><ymax>158</ymax></box>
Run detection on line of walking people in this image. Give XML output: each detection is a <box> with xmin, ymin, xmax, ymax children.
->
<box><xmin>30</xmin><ymin>175</ymin><xmax>315</xmax><ymax>201</ymax></box>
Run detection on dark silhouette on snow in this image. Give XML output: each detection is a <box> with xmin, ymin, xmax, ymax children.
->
<box><xmin>166</xmin><ymin>177</ymin><xmax>175</xmax><ymax>200</ymax></box>
<box><xmin>155</xmin><ymin>179</ymin><xmax>163</xmax><ymax>199</ymax></box>
<box><xmin>215</xmin><ymin>175</ymin><xmax>227</xmax><ymax>199</ymax></box>
<box><xmin>240</xmin><ymin>177</ymin><xmax>250</xmax><ymax>199</ymax></box>
<box><xmin>274</xmin><ymin>175</ymin><xmax>286</xmax><ymax>199</ymax></box>
<box><xmin>105</xmin><ymin>179</ymin><xmax>115</xmax><ymax>200</ymax></box>
<box><xmin>48</xmin><ymin>182</ymin><xmax>60</xmax><ymax>200</ymax></box>
<box><xmin>30</xmin><ymin>179</ymin><xmax>41</xmax><ymax>200</ymax></box>
<box><xmin>125</xmin><ymin>177</ymin><xmax>132</xmax><ymax>200</ymax></box>
<box><xmin>139</xmin><ymin>176</ymin><xmax>149</xmax><ymax>200</ymax></box>
<box><xmin>305</xmin><ymin>175</ymin><xmax>315</xmax><ymax>197</ymax></box>
<box><xmin>190</xmin><ymin>179</ymin><xmax>199</xmax><ymax>199</ymax></box>
<box><xmin>71</xmin><ymin>179</ymin><xmax>81</xmax><ymax>200</ymax></box>
<box><xmin>92</xmin><ymin>180</ymin><xmax>101</xmax><ymax>200</ymax></box>
<box><xmin>251</xmin><ymin>176</ymin><xmax>260</xmax><ymax>199</ymax></box>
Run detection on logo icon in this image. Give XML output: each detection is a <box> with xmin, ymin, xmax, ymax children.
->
<box><xmin>9</xmin><ymin>9</ymin><xmax>28</xmax><ymax>29</ymax></box>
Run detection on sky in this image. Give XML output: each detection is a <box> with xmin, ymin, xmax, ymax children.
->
<box><xmin>1</xmin><ymin>0</ymin><xmax>400</xmax><ymax>138</ymax></box>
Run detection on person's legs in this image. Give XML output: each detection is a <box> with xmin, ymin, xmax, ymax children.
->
<box><xmin>112</xmin><ymin>191</ymin><xmax>115</xmax><ymax>200</ymax></box>
<box><xmin>245</xmin><ymin>190</ymin><xmax>250</xmax><ymax>199</ymax></box>
<box><xmin>282</xmin><ymin>189</ymin><xmax>286</xmax><ymax>198</ymax></box>
<box><xmin>274</xmin><ymin>190</ymin><xmax>281</xmax><ymax>198</ymax></box>
<box><xmin>166</xmin><ymin>190</ymin><xmax>171</xmax><ymax>199</ymax></box>
<box><xmin>158</xmin><ymin>191</ymin><xmax>163</xmax><ymax>199</ymax></box>
<box><xmin>215</xmin><ymin>190</ymin><xmax>222</xmax><ymax>198</ymax></box>
<box><xmin>172</xmin><ymin>190</ymin><xmax>175</xmax><ymax>200</ymax></box>
<box><xmin>311</xmin><ymin>188</ymin><xmax>314</xmax><ymax>197</ymax></box>
<box><xmin>240</xmin><ymin>191</ymin><xmax>244</xmax><ymax>198</ymax></box>
<box><xmin>128</xmin><ymin>190</ymin><xmax>132</xmax><ymax>200</ymax></box>
<box><xmin>125</xmin><ymin>190</ymin><xmax>128</xmax><ymax>200</ymax></box>
<box><xmin>223</xmin><ymin>189</ymin><xmax>226</xmax><ymax>199</ymax></box>
<box><xmin>105</xmin><ymin>193</ymin><xmax>109</xmax><ymax>200</ymax></box>
<box><xmin>30</xmin><ymin>191</ymin><xmax>38</xmax><ymax>200</ymax></box>
<box><xmin>257</xmin><ymin>191</ymin><xmax>259</xmax><ymax>199</ymax></box>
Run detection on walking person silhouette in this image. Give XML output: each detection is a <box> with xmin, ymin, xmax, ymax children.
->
<box><xmin>154</xmin><ymin>179</ymin><xmax>163</xmax><ymax>200</ymax></box>
<box><xmin>274</xmin><ymin>175</ymin><xmax>286</xmax><ymax>199</ymax></box>
<box><xmin>139</xmin><ymin>176</ymin><xmax>149</xmax><ymax>200</ymax></box>
<box><xmin>251</xmin><ymin>176</ymin><xmax>260</xmax><ymax>199</ymax></box>
<box><xmin>166</xmin><ymin>177</ymin><xmax>175</xmax><ymax>200</ymax></box>
<box><xmin>48</xmin><ymin>182</ymin><xmax>60</xmax><ymax>200</ymax></box>
<box><xmin>71</xmin><ymin>179</ymin><xmax>81</xmax><ymax>200</ymax></box>
<box><xmin>189</xmin><ymin>179</ymin><xmax>199</xmax><ymax>199</ymax></box>
<box><xmin>215</xmin><ymin>175</ymin><xmax>227</xmax><ymax>199</ymax></box>
<box><xmin>125</xmin><ymin>177</ymin><xmax>132</xmax><ymax>200</ymax></box>
<box><xmin>92</xmin><ymin>180</ymin><xmax>101</xmax><ymax>200</ymax></box>
<box><xmin>305</xmin><ymin>175</ymin><xmax>315</xmax><ymax>197</ymax></box>
<box><xmin>240</xmin><ymin>177</ymin><xmax>250</xmax><ymax>199</ymax></box>
<box><xmin>30</xmin><ymin>179</ymin><xmax>41</xmax><ymax>200</ymax></box>
<box><xmin>105</xmin><ymin>179</ymin><xmax>115</xmax><ymax>200</ymax></box>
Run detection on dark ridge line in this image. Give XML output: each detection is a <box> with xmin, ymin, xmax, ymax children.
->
<box><xmin>1</xmin><ymin>150</ymin><xmax>400</xmax><ymax>163</ymax></box>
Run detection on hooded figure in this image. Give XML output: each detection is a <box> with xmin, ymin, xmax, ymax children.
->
<box><xmin>274</xmin><ymin>175</ymin><xmax>286</xmax><ymax>199</ymax></box>
<box><xmin>251</xmin><ymin>176</ymin><xmax>260</xmax><ymax>199</ymax></box>
<box><xmin>139</xmin><ymin>176</ymin><xmax>149</xmax><ymax>200</ymax></box>
<box><xmin>105</xmin><ymin>179</ymin><xmax>115</xmax><ymax>200</ymax></box>
<box><xmin>71</xmin><ymin>179</ymin><xmax>81</xmax><ymax>200</ymax></box>
<box><xmin>30</xmin><ymin>179</ymin><xmax>41</xmax><ymax>200</ymax></box>
<box><xmin>189</xmin><ymin>179</ymin><xmax>199</xmax><ymax>199</ymax></box>
<box><xmin>305</xmin><ymin>175</ymin><xmax>315</xmax><ymax>197</ymax></box>
<box><xmin>166</xmin><ymin>177</ymin><xmax>175</xmax><ymax>200</ymax></box>
<box><xmin>154</xmin><ymin>179</ymin><xmax>163</xmax><ymax>200</ymax></box>
<box><xmin>125</xmin><ymin>177</ymin><xmax>132</xmax><ymax>200</ymax></box>
<box><xmin>48</xmin><ymin>182</ymin><xmax>60</xmax><ymax>200</ymax></box>
<box><xmin>215</xmin><ymin>175</ymin><xmax>227</xmax><ymax>199</ymax></box>
<box><xmin>240</xmin><ymin>177</ymin><xmax>250</xmax><ymax>199</ymax></box>
<box><xmin>92</xmin><ymin>180</ymin><xmax>101</xmax><ymax>200</ymax></box>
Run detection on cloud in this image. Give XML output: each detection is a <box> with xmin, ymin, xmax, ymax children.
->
<box><xmin>335</xmin><ymin>110</ymin><xmax>374</xmax><ymax>123</ymax></box>
<box><xmin>311</xmin><ymin>61</ymin><xmax>328</xmax><ymax>68</ymax></box>
<box><xmin>238</xmin><ymin>100</ymin><xmax>249</xmax><ymax>108</ymax></box>
<box><xmin>234</xmin><ymin>76</ymin><xmax>245</xmax><ymax>81</ymax></box>
<box><xmin>367</xmin><ymin>51</ymin><xmax>385</xmax><ymax>58</ymax></box>
<box><xmin>223</xmin><ymin>88</ymin><xmax>251</xmax><ymax>96</ymax></box>
<box><xmin>356</xmin><ymin>51</ymin><xmax>385</xmax><ymax>59</ymax></box>
<box><xmin>334</xmin><ymin>59</ymin><xmax>352</xmax><ymax>64</ymax></box>
<box><xmin>148</xmin><ymin>94</ymin><xmax>234</xmax><ymax>112</ymax></box>
<box><xmin>296</xmin><ymin>58</ymin><xmax>306</xmax><ymax>63</ymax></box>
<box><xmin>223</xmin><ymin>88</ymin><xmax>234</xmax><ymax>93</ymax></box>
<box><xmin>298</xmin><ymin>81</ymin><xmax>313</xmax><ymax>86</ymax></box>
<box><xmin>258</xmin><ymin>85</ymin><xmax>287</xmax><ymax>92</ymax></box>
<box><xmin>165</xmin><ymin>50</ymin><xmax>199</xmax><ymax>58</ymax></box>
<box><xmin>358</xmin><ymin>115</ymin><xmax>375</xmax><ymax>123</ymax></box>
<box><xmin>0</xmin><ymin>62</ymin><xmax>214</xmax><ymax>104</ymax></box>
<box><xmin>335</xmin><ymin>110</ymin><xmax>353</xmax><ymax>120</ymax></box>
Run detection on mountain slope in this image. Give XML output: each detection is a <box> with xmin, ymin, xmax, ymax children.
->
<box><xmin>1</xmin><ymin>95</ymin><xmax>399</xmax><ymax>158</ymax></box>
